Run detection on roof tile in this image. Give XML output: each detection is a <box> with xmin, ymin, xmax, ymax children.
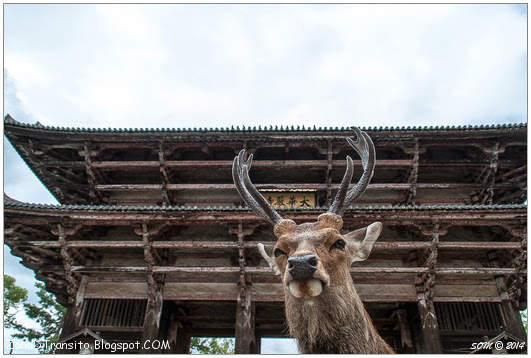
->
<box><xmin>4</xmin><ymin>114</ymin><xmax>527</xmax><ymax>133</ymax></box>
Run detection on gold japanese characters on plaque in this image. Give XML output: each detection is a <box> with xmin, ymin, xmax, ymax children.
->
<box><xmin>260</xmin><ymin>190</ymin><xmax>317</xmax><ymax>209</ymax></box>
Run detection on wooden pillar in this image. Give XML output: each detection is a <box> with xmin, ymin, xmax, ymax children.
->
<box><xmin>234</xmin><ymin>222</ymin><xmax>257</xmax><ymax>354</ymax></box>
<box><xmin>57</xmin><ymin>276</ymin><xmax>88</xmax><ymax>353</ymax></box>
<box><xmin>417</xmin><ymin>297</ymin><xmax>442</xmax><ymax>353</ymax></box>
<box><xmin>142</xmin><ymin>282</ymin><xmax>163</xmax><ymax>344</ymax></box>
<box><xmin>415</xmin><ymin>222</ymin><xmax>443</xmax><ymax>354</ymax></box>
<box><xmin>57</xmin><ymin>305</ymin><xmax>77</xmax><ymax>343</ymax></box>
<box><xmin>167</xmin><ymin>312</ymin><xmax>180</xmax><ymax>353</ymax></box>
<box><xmin>53</xmin><ymin>224</ymin><xmax>84</xmax><ymax>348</ymax></box>
<box><xmin>167</xmin><ymin>310</ymin><xmax>190</xmax><ymax>353</ymax></box>
<box><xmin>491</xmin><ymin>226</ymin><xmax>526</xmax><ymax>340</ymax></box>
<box><xmin>137</xmin><ymin>223</ymin><xmax>166</xmax><ymax>351</ymax></box>
<box><xmin>252</xmin><ymin>335</ymin><xmax>261</xmax><ymax>354</ymax></box>
<box><xmin>235</xmin><ymin>284</ymin><xmax>256</xmax><ymax>354</ymax></box>
<box><xmin>174</xmin><ymin>325</ymin><xmax>190</xmax><ymax>354</ymax></box>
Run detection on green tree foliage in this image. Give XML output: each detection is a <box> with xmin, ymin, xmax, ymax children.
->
<box><xmin>3</xmin><ymin>275</ymin><xmax>28</xmax><ymax>328</ymax></box>
<box><xmin>190</xmin><ymin>337</ymin><xmax>235</xmax><ymax>354</ymax></box>
<box><xmin>3</xmin><ymin>275</ymin><xmax>66</xmax><ymax>354</ymax></box>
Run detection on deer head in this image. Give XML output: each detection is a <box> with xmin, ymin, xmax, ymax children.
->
<box><xmin>233</xmin><ymin>128</ymin><xmax>392</xmax><ymax>353</ymax></box>
<box><xmin>233</xmin><ymin>127</ymin><xmax>381</xmax><ymax>298</ymax></box>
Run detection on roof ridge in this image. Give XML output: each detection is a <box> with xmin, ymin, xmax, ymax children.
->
<box><xmin>4</xmin><ymin>114</ymin><xmax>527</xmax><ymax>134</ymax></box>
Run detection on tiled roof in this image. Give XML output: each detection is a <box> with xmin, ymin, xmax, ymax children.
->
<box><xmin>4</xmin><ymin>197</ymin><xmax>526</xmax><ymax>212</ymax></box>
<box><xmin>4</xmin><ymin>114</ymin><xmax>527</xmax><ymax>134</ymax></box>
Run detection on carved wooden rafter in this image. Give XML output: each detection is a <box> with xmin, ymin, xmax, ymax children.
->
<box><xmin>158</xmin><ymin>142</ymin><xmax>171</xmax><ymax>206</ymax></box>
<box><xmin>402</xmin><ymin>140</ymin><xmax>420</xmax><ymax>205</ymax></box>
<box><xmin>504</xmin><ymin>226</ymin><xmax>527</xmax><ymax>308</ymax></box>
<box><xmin>325</xmin><ymin>140</ymin><xmax>333</xmax><ymax>205</ymax></box>
<box><xmin>14</xmin><ymin>139</ymin><xmax>65</xmax><ymax>202</ymax></box>
<box><xmin>472</xmin><ymin>142</ymin><xmax>504</xmax><ymax>204</ymax></box>
<box><xmin>83</xmin><ymin>142</ymin><xmax>103</xmax><ymax>203</ymax></box>
<box><xmin>52</xmin><ymin>223</ymin><xmax>83</xmax><ymax>304</ymax></box>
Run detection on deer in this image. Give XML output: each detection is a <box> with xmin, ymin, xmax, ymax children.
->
<box><xmin>232</xmin><ymin>128</ymin><xmax>394</xmax><ymax>354</ymax></box>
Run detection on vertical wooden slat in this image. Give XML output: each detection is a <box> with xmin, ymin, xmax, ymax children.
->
<box><xmin>479</xmin><ymin>303</ymin><xmax>488</xmax><ymax>330</ymax></box>
<box><xmin>93</xmin><ymin>299</ymin><xmax>101</xmax><ymax>326</ymax></box>
<box><xmin>455</xmin><ymin>303</ymin><xmax>464</xmax><ymax>330</ymax></box>
<box><xmin>493</xmin><ymin>303</ymin><xmax>503</xmax><ymax>328</ymax></box>
<box><xmin>137</xmin><ymin>300</ymin><xmax>144</xmax><ymax>326</ymax></box>
<box><xmin>115</xmin><ymin>300</ymin><xmax>121</xmax><ymax>327</ymax></box>
<box><xmin>462</xmin><ymin>303</ymin><xmax>470</xmax><ymax>330</ymax></box>
<box><xmin>130</xmin><ymin>300</ymin><xmax>136</xmax><ymax>326</ymax></box>
<box><xmin>436</xmin><ymin>304</ymin><xmax>443</xmax><ymax>330</ymax></box>
<box><xmin>118</xmin><ymin>300</ymin><xmax>125</xmax><ymax>327</ymax></box>
<box><xmin>84</xmin><ymin>299</ymin><xmax>93</xmax><ymax>326</ymax></box>
<box><xmin>100</xmin><ymin>299</ymin><xmax>110</xmax><ymax>326</ymax></box>
<box><xmin>79</xmin><ymin>300</ymin><xmax>88</xmax><ymax>326</ymax></box>
<box><xmin>124</xmin><ymin>300</ymin><xmax>130</xmax><ymax>326</ymax></box>
<box><xmin>109</xmin><ymin>299</ymin><xmax>117</xmax><ymax>326</ymax></box>
<box><xmin>440</xmin><ymin>304</ymin><xmax>448</xmax><ymax>330</ymax></box>
<box><xmin>485</xmin><ymin>302</ymin><xmax>497</xmax><ymax>330</ymax></box>
<box><xmin>449</xmin><ymin>303</ymin><xmax>457</xmax><ymax>331</ymax></box>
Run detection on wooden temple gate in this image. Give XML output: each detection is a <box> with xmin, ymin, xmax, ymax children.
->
<box><xmin>4</xmin><ymin>115</ymin><xmax>527</xmax><ymax>353</ymax></box>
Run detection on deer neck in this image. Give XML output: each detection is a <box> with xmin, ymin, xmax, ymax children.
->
<box><xmin>284</xmin><ymin>280</ymin><xmax>392</xmax><ymax>354</ymax></box>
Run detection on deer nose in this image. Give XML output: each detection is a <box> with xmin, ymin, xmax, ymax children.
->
<box><xmin>288</xmin><ymin>254</ymin><xmax>318</xmax><ymax>281</ymax></box>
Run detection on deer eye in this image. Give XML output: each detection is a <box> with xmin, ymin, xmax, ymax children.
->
<box><xmin>274</xmin><ymin>248</ymin><xmax>286</xmax><ymax>257</ymax></box>
<box><xmin>330</xmin><ymin>239</ymin><xmax>346</xmax><ymax>251</ymax></box>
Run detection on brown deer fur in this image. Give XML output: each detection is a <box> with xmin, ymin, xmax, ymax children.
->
<box><xmin>272</xmin><ymin>213</ymin><xmax>394</xmax><ymax>354</ymax></box>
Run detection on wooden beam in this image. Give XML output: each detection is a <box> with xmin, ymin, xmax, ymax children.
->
<box><xmin>11</xmin><ymin>240</ymin><xmax>525</xmax><ymax>251</ymax></box>
<box><xmin>69</xmin><ymin>265</ymin><xmax>525</xmax><ymax>276</ymax></box>
<box><xmin>69</xmin><ymin>159</ymin><xmax>520</xmax><ymax>170</ymax></box>
<box><xmin>90</xmin><ymin>159</ymin><xmax>411</xmax><ymax>169</ymax></box>
<box><xmin>95</xmin><ymin>182</ymin><xmax>519</xmax><ymax>191</ymax></box>
<box><xmin>81</xmin><ymin>281</ymin><xmax>501</xmax><ymax>302</ymax></box>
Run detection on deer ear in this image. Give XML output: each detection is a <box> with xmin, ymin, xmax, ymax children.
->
<box><xmin>257</xmin><ymin>243</ymin><xmax>281</xmax><ymax>275</ymax></box>
<box><xmin>344</xmin><ymin>222</ymin><xmax>383</xmax><ymax>263</ymax></box>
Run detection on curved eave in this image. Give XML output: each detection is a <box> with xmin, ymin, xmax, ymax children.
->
<box><xmin>4</xmin><ymin>199</ymin><xmax>527</xmax><ymax>214</ymax></box>
<box><xmin>4</xmin><ymin>114</ymin><xmax>527</xmax><ymax>138</ymax></box>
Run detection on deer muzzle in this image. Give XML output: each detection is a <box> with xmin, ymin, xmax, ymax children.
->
<box><xmin>286</xmin><ymin>254</ymin><xmax>328</xmax><ymax>298</ymax></box>
<box><xmin>288</xmin><ymin>254</ymin><xmax>318</xmax><ymax>281</ymax></box>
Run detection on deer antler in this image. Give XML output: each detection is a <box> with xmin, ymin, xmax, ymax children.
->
<box><xmin>232</xmin><ymin>149</ymin><xmax>284</xmax><ymax>225</ymax></box>
<box><xmin>328</xmin><ymin>127</ymin><xmax>376</xmax><ymax>216</ymax></box>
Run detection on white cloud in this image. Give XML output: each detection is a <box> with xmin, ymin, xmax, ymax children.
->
<box><xmin>3</xmin><ymin>4</ymin><xmax>526</xmax><ymax>129</ymax></box>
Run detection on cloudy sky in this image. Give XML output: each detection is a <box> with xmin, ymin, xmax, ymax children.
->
<box><xmin>3</xmin><ymin>3</ymin><xmax>527</xmax><ymax>354</ymax></box>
